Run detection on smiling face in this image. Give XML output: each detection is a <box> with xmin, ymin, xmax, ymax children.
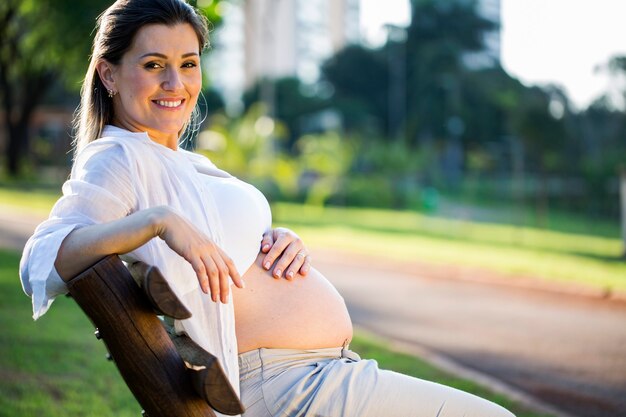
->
<box><xmin>97</xmin><ymin>23</ymin><xmax>202</xmax><ymax>149</ymax></box>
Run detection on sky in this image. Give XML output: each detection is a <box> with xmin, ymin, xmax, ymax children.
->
<box><xmin>360</xmin><ymin>0</ymin><xmax>626</xmax><ymax>110</ymax></box>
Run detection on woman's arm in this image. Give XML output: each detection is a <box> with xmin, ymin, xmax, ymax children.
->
<box><xmin>54</xmin><ymin>206</ymin><xmax>243</xmax><ymax>304</ymax></box>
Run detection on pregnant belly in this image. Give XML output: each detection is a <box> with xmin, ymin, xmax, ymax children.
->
<box><xmin>233</xmin><ymin>253</ymin><xmax>353</xmax><ymax>353</ymax></box>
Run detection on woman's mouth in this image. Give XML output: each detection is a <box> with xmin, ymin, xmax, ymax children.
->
<box><xmin>153</xmin><ymin>99</ymin><xmax>184</xmax><ymax>108</ymax></box>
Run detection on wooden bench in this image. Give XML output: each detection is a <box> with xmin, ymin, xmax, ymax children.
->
<box><xmin>66</xmin><ymin>255</ymin><xmax>244</xmax><ymax>417</ymax></box>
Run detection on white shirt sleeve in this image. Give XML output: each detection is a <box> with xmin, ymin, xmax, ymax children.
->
<box><xmin>19</xmin><ymin>141</ymin><xmax>136</xmax><ymax>319</ymax></box>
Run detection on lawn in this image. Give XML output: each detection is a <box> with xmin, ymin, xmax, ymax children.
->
<box><xmin>0</xmin><ymin>250</ymin><xmax>138</xmax><ymax>417</ymax></box>
<box><xmin>1</xmin><ymin>249</ymin><xmax>549</xmax><ymax>416</ymax></box>
<box><xmin>273</xmin><ymin>202</ymin><xmax>626</xmax><ymax>294</ymax></box>
<box><xmin>0</xmin><ymin>182</ymin><xmax>62</xmax><ymax>216</ymax></box>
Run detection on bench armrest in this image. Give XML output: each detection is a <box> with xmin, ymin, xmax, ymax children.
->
<box><xmin>66</xmin><ymin>255</ymin><xmax>242</xmax><ymax>417</ymax></box>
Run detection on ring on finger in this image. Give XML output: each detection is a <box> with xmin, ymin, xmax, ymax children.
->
<box><xmin>296</xmin><ymin>251</ymin><xmax>306</xmax><ymax>258</ymax></box>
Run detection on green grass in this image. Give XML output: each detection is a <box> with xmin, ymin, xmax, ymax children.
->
<box><xmin>0</xmin><ymin>249</ymin><xmax>548</xmax><ymax>417</ymax></box>
<box><xmin>438</xmin><ymin>191</ymin><xmax>620</xmax><ymax>239</ymax></box>
<box><xmin>0</xmin><ymin>250</ymin><xmax>138</xmax><ymax>417</ymax></box>
<box><xmin>273</xmin><ymin>203</ymin><xmax>626</xmax><ymax>294</ymax></box>
<box><xmin>0</xmin><ymin>183</ymin><xmax>62</xmax><ymax>215</ymax></box>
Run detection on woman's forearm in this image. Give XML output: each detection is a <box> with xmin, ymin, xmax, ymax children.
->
<box><xmin>54</xmin><ymin>207</ymin><xmax>165</xmax><ymax>281</ymax></box>
<box><xmin>54</xmin><ymin>205</ymin><xmax>242</xmax><ymax>303</ymax></box>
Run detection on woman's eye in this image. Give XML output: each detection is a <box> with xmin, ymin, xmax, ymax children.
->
<box><xmin>182</xmin><ymin>62</ymin><xmax>198</xmax><ymax>68</ymax></box>
<box><xmin>144</xmin><ymin>62</ymin><xmax>163</xmax><ymax>69</ymax></box>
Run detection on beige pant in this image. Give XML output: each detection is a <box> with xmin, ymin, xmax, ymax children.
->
<box><xmin>238</xmin><ymin>347</ymin><xmax>515</xmax><ymax>417</ymax></box>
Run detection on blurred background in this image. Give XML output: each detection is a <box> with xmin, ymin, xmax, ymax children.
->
<box><xmin>1</xmin><ymin>0</ymin><xmax>625</xmax><ymax>244</ymax></box>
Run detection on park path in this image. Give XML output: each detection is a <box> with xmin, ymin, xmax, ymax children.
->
<box><xmin>2</xmin><ymin>205</ymin><xmax>626</xmax><ymax>417</ymax></box>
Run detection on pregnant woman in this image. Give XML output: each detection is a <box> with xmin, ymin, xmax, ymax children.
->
<box><xmin>20</xmin><ymin>1</ymin><xmax>514</xmax><ymax>416</ymax></box>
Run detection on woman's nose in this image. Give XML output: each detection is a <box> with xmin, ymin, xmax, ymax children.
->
<box><xmin>162</xmin><ymin>68</ymin><xmax>184</xmax><ymax>91</ymax></box>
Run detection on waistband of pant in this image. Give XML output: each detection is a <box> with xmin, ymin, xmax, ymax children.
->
<box><xmin>238</xmin><ymin>346</ymin><xmax>360</xmax><ymax>376</ymax></box>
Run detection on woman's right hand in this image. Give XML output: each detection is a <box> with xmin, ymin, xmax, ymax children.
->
<box><xmin>151</xmin><ymin>206</ymin><xmax>243</xmax><ymax>303</ymax></box>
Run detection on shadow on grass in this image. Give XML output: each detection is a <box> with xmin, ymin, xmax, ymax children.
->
<box><xmin>570</xmin><ymin>251</ymin><xmax>626</xmax><ymax>264</ymax></box>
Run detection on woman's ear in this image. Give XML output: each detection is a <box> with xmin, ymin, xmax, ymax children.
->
<box><xmin>96</xmin><ymin>60</ymin><xmax>117</xmax><ymax>94</ymax></box>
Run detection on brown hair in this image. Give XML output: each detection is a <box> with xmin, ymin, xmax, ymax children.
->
<box><xmin>73</xmin><ymin>0</ymin><xmax>209</xmax><ymax>154</ymax></box>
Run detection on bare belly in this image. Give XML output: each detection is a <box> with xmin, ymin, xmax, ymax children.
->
<box><xmin>233</xmin><ymin>253</ymin><xmax>353</xmax><ymax>353</ymax></box>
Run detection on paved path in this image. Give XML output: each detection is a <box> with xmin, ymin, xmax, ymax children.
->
<box><xmin>3</xmin><ymin>206</ymin><xmax>626</xmax><ymax>417</ymax></box>
<box><xmin>0</xmin><ymin>207</ymin><xmax>43</xmax><ymax>252</ymax></box>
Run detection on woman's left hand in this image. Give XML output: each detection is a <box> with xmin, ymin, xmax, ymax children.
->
<box><xmin>261</xmin><ymin>227</ymin><xmax>311</xmax><ymax>280</ymax></box>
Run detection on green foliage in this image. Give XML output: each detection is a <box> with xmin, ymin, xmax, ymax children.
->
<box><xmin>511</xmin><ymin>89</ymin><xmax>565</xmax><ymax>157</ymax></box>
<box><xmin>340</xmin><ymin>176</ymin><xmax>396</xmax><ymax>208</ymax></box>
<box><xmin>198</xmin><ymin>103</ymin><xmax>300</xmax><ymax>200</ymax></box>
<box><xmin>0</xmin><ymin>0</ymin><xmax>112</xmax><ymax>175</ymax></box>
<box><xmin>198</xmin><ymin>104</ymin><xmax>358</xmax><ymax>205</ymax></box>
<box><xmin>3</xmin><ymin>0</ymin><xmax>112</xmax><ymax>90</ymax></box>
<box><xmin>243</xmin><ymin>77</ymin><xmax>332</xmax><ymax>145</ymax></box>
<box><xmin>296</xmin><ymin>131</ymin><xmax>354</xmax><ymax>205</ymax></box>
<box><xmin>313</xmin><ymin>0</ymin><xmax>625</xmax><ymax>218</ymax></box>
<box><xmin>456</xmin><ymin>67</ymin><xmax>522</xmax><ymax>147</ymax></box>
<box><xmin>322</xmin><ymin>45</ymin><xmax>389</xmax><ymax>134</ymax></box>
<box><xmin>335</xmin><ymin>139</ymin><xmax>426</xmax><ymax>209</ymax></box>
<box><xmin>193</xmin><ymin>0</ymin><xmax>226</xmax><ymax>28</ymax></box>
<box><xmin>404</xmin><ymin>0</ymin><xmax>498</xmax><ymax>143</ymax></box>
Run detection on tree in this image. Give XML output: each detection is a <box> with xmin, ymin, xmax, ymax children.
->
<box><xmin>243</xmin><ymin>77</ymin><xmax>331</xmax><ymax>148</ymax></box>
<box><xmin>321</xmin><ymin>45</ymin><xmax>389</xmax><ymax>136</ymax></box>
<box><xmin>0</xmin><ymin>0</ymin><xmax>110</xmax><ymax>176</ymax></box>
<box><xmin>405</xmin><ymin>0</ymin><xmax>497</xmax><ymax>146</ymax></box>
<box><xmin>576</xmin><ymin>55</ymin><xmax>626</xmax><ymax>221</ymax></box>
<box><xmin>606</xmin><ymin>55</ymin><xmax>626</xmax><ymax>110</ymax></box>
<box><xmin>320</xmin><ymin>0</ymin><xmax>498</xmax><ymax>146</ymax></box>
<box><xmin>509</xmin><ymin>86</ymin><xmax>567</xmax><ymax>226</ymax></box>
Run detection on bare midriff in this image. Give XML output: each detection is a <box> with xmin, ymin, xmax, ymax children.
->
<box><xmin>233</xmin><ymin>253</ymin><xmax>353</xmax><ymax>354</ymax></box>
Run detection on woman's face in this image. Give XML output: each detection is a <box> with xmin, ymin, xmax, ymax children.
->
<box><xmin>103</xmin><ymin>23</ymin><xmax>202</xmax><ymax>148</ymax></box>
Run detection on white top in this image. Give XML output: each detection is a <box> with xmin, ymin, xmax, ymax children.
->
<box><xmin>201</xmin><ymin>175</ymin><xmax>271</xmax><ymax>275</ymax></box>
<box><xmin>19</xmin><ymin>126</ymin><xmax>272</xmax><ymax>416</ymax></box>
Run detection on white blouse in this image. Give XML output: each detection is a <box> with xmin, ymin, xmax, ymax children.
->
<box><xmin>19</xmin><ymin>126</ymin><xmax>265</xmax><ymax>416</ymax></box>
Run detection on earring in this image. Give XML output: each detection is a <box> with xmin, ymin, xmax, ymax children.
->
<box><xmin>107</xmin><ymin>89</ymin><xmax>117</xmax><ymax>98</ymax></box>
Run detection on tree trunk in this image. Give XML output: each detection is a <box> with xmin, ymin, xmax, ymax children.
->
<box><xmin>6</xmin><ymin>118</ymin><xmax>29</xmax><ymax>176</ymax></box>
<box><xmin>535</xmin><ymin>166</ymin><xmax>548</xmax><ymax>229</ymax></box>
<box><xmin>619</xmin><ymin>166</ymin><xmax>626</xmax><ymax>260</ymax></box>
<box><xmin>2</xmin><ymin>69</ymin><xmax>54</xmax><ymax>177</ymax></box>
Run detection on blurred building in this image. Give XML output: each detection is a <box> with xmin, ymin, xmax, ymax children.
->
<box><xmin>207</xmin><ymin>0</ymin><xmax>360</xmax><ymax>113</ymax></box>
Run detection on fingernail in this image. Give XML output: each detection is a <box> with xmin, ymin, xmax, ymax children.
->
<box><xmin>262</xmin><ymin>244</ymin><xmax>270</xmax><ymax>251</ymax></box>
<box><xmin>275</xmin><ymin>269</ymin><xmax>282</xmax><ymax>278</ymax></box>
<box><xmin>287</xmin><ymin>271</ymin><xmax>294</xmax><ymax>279</ymax></box>
<box><xmin>264</xmin><ymin>261</ymin><xmax>271</xmax><ymax>270</ymax></box>
<box><xmin>240</xmin><ymin>279</ymin><xmax>246</xmax><ymax>289</ymax></box>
